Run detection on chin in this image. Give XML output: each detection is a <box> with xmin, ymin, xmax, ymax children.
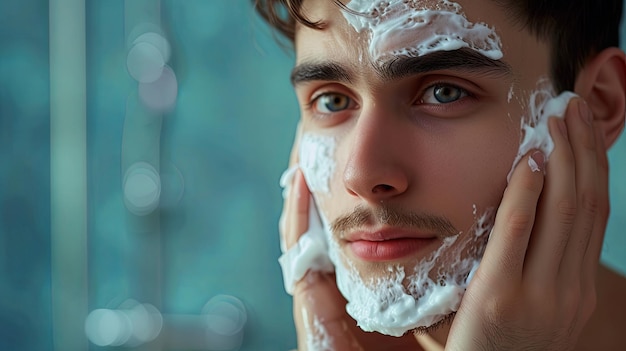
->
<box><xmin>329</xmin><ymin>209</ymin><xmax>495</xmax><ymax>337</ymax></box>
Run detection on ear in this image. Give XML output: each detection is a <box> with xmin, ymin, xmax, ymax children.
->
<box><xmin>574</xmin><ymin>47</ymin><xmax>626</xmax><ymax>149</ymax></box>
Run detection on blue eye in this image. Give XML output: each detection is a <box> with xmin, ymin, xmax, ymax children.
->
<box><xmin>423</xmin><ymin>84</ymin><xmax>467</xmax><ymax>104</ymax></box>
<box><xmin>314</xmin><ymin>93</ymin><xmax>351</xmax><ymax>113</ymax></box>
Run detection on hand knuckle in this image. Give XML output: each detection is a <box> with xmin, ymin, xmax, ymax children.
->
<box><xmin>505</xmin><ymin>209</ymin><xmax>535</xmax><ymax>236</ymax></box>
<box><xmin>557</xmin><ymin>199</ymin><xmax>577</xmax><ymax>226</ymax></box>
<box><xmin>580</xmin><ymin>192</ymin><xmax>599</xmax><ymax>217</ymax></box>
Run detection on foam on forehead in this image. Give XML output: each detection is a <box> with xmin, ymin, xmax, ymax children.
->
<box><xmin>343</xmin><ymin>0</ymin><xmax>503</xmax><ymax>61</ymax></box>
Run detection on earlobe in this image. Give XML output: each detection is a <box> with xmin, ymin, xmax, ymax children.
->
<box><xmin>574</xmin><ymin>47</ymin><xmax>626</xmax><ymax>149</ymax></box>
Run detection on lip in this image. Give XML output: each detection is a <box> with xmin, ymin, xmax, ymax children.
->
<box><xmin>344</xmin><ymin>228</ymin><xmax>439</xmax><ymax>262</ymax></box>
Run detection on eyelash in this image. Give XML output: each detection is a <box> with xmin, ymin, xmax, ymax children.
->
<box><xmin>307</xmin><ymin>92</ymin><xmax>353</xmax><ymax>114</ymax></box>
<box><xmin>419</xmin><ymin>82</ymin><xmax>472</xmax><ymax>105</ymax></box>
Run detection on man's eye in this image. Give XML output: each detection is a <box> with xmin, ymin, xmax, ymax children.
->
<box><xmin>422</xmin><ymin>84</ymin><xmax>468</xmax><ymax>104</ymax></box>
<box><xmin>313</xmin><ymin>93</ymin><xmax>351</xmax><ymax>113</ymax></box>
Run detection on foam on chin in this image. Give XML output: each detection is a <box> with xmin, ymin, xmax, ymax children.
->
<box><xmin>334</xmin><ymin>210</ymin><xmax>493</xmax><ymax>336</ymax></box>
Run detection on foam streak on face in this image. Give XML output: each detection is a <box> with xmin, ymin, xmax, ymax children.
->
<box><xmin>343</xmin><ymin>0</ymin><xmax>503</xmax><ymax>62</ymax></box>
<box><xmin>507</xmin><ymin>78</ymin><xmax>577</xmax><ymax>181</ymax></box>
<box><xmin>299</xmin><ymin>133</ymin><xmax>336</xmax><ymax>194</ymax></box>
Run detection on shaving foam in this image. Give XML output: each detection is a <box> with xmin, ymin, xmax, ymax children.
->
<box><xmin>343</xmin><ymin>0</ymin><xmax>502</xmax><ymax>61</ymax></box>
<box><xmin>299</xmin><ymin>134</ymin><xmax>336</xmax><ymax>194</ymax></box>
<box><xmin>507</xmin><ymin>79</ymin><xmax>577</xmax><ymax>181</ymax></box>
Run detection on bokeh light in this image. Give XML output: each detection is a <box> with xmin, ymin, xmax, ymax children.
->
<box><xmin>133</xmin><ymin>32</ymin><xmax>171</xmax><ymax>63</ymax></box>
<box><xmin>138</xmin><ymin>65</ymin><xmax>178</xmax><ymax>112</ymax></box>
<box><xmin>204</xmin><ymin>295</ymin><xmax>247</xmax><ymax>336</ymax></box>
<box><xmin>84</xmin><ymin>308</ymin><xmax>133</xmax><ymax>347</ymax></box>
<box><xmin>85</xmin><ymin>300</ymin><xmax>163</xmax><ymax>348</ymax></box>
<box><xmin>126</xmin><ymin>41</ymin><xmax>165</xmax><ymax>83</ymax></box>
<box><xmin>123</xmin><ymin>162</ymin><xmax>161</xmax><ymax>216</ymax></box>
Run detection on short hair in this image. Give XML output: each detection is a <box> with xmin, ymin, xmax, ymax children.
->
<box><xmin>253</xmin><ymin>0</ymin><xmax>623</xmax><ymax>93</ymax></box>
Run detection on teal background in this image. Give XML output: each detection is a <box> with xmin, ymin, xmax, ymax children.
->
<box><xmin>0</xmin><ymin>1</ymin><xmax>624</xmax><ymax>350</ymax></box>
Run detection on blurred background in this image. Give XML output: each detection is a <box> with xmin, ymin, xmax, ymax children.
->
<box><xmin>0</xmin><ymin>1</ymin><xmax>624</xmax><ymax>350</ymax></box>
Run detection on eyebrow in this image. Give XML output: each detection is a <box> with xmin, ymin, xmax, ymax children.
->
<box><xmin>290</xmin><ymin>48</ymin><xmax>512</xmax><ymax>86</ymax></box>
<box><xmin>291</xmin><ymin>61</ymin><xmax>354</xmax><ymax>86</ymax></box>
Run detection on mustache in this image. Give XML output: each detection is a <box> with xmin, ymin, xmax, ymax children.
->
<box><xmin>330</xmin><ymin>204</ymin><xmax>460</xmax><ymax>239</ymax></box>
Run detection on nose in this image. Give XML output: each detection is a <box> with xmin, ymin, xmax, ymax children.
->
<box><xmin>343</xmin><ymin>106</ymin><xmax>411</xmax><ymax>203</ymax></box>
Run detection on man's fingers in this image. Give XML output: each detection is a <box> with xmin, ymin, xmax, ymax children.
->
<box><xmin>288</xmin><ymin>169</ymin><xmax>310</xmax><ymax>249</ymax></box>
<box><xmin>582</xmin><ymin>121</ymin><xmax>610</xmax><ymax>283</ymax></box>
<box><xmin>480</xmin><ymin>151</ymin><xmax>545</xmax><ymax>284</ymax></box>
<box><xmin>559</xmin><ymin>100</ymin><xmax>601</xmax><ymax>283</ymax></box>
<box><xmin>289</xmin><ymin>121</ymin><xmax>303</xmax><ymax>167</ymax></box>
<box><xmin>280</xmin><ymin>121</ymin><xmax>304</xmax><ymax>252</ymax></box>
<box><xmin>523</xmin><ymin>109</ymin><xmax>576</xmax><ymax>284</ymax></box>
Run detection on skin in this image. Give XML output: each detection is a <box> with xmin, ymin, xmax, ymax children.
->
<box><xmin>279</xmin><ymin>0</ymin><xmax>626</xmax><ymax>349</ymax></box>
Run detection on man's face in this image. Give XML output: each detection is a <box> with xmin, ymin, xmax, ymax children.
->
<box><xmin>291</xmin><ymin>0</ymin><xmax>553</xmax><ymax>334</ymax></box>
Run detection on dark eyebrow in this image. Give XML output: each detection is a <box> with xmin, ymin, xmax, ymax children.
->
<box><xmin>379</xmin><ymin>48</ymin><xmax>512</xmax><ymax>80</ymax></box>
<box><xmin>291</xmin><ymin>61</ymin><xmax>353</xmax><ymax>86</ymax></box>
<box><xmin>290</xmin><ymin>48</ymin><xmax>511</xmax><ymax>86</ymax></box>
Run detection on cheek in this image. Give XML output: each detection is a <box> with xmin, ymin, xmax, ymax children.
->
<box><xmin>424</xmin><ymin>112</ymin><xmax>520</xmax><ymax>222</ymax></box>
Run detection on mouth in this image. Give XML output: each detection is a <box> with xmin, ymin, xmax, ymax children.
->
<box><xmin>344</xmin><ymin>228</ymin><xmax>441</xmax><ymax>262</ymax></box>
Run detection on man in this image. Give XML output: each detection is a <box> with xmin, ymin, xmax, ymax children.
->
<box><xmin>255</xmin><ymin>0</ymin><xmax>626</xmax><ymax>349</ymax></box>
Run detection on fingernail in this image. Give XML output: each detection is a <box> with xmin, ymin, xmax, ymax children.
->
<box><xmin>579</xmin><ymin>99</ymin><xmax>593</xmax><ymax>126</ymax></box>
<box><xmin>529</xmin><ymin>151</ymin><xmax>545</xmax><ymax>173</ymax></box>
<box><xmin>558</xmin><ymin>118</ymin><xmax>569</xmax><ymax>141</ymax></box>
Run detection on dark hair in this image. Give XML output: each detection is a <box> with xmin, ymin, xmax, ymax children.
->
<box><xmin>253</xmin><ymin>0</ymin><xmax>623</xmax><ymax>92</ymax></box>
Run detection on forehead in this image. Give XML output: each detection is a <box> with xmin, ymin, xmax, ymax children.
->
<box><xmin>297</xmin><ymin>0</ymin><xmax>506</xmax><ymax>58</ymax></box>
<box><xmin>295</xmin><ymin>0</ymin><xmax>550</xmax><ymax>89</ymax></box>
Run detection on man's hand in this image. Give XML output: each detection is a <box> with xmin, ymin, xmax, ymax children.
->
<box><xmin>446</xmin><ymin>98</ymin><xmax>610</xmax><ymax>350</ymax></box>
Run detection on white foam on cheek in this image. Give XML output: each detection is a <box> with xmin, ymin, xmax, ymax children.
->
<box><xmin>507</xmin><ymin>84</ymin><xmax>515</xmax><ymax>103</ymax></box>
<box><xmin>299</xmin><ymin>133</ymin><xmax>336</xmax><ymax>194</ymax></box>
<box><xmin>343</xmin><ymin>0</ymin><xmax>503</xmax><ymax>61</ymax></box>
<box><xmin>507</xmin><ymin>79</ymin><xmax>577</xmax><ymax>181</ymax></box>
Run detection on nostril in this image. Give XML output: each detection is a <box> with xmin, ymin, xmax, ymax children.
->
<box><xmin>372</xmin><ymin>184</ymin><xmax>394</xmax><ymax>193</ymax></box>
